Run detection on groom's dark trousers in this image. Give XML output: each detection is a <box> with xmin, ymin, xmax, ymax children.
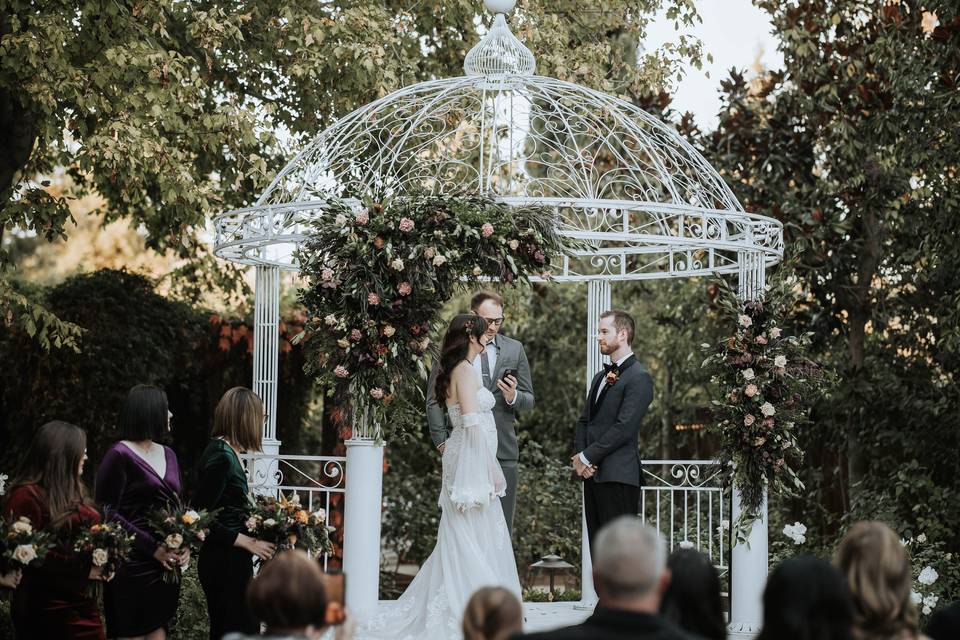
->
<box><xmin>574</xmin><ymin>355</ymin><xmax>654</xmax><ymax>553</ymax></box>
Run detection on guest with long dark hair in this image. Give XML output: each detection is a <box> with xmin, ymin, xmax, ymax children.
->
<box><xmin>96</xmin><ymin>385</ymin><xmax>186</xmax><ymax>640</ymax></box>
<box><xmin>757</xmin><ymin>555</ymin><xmax>854</xmax><ymax>640</ymax></box>
<box><xmin>195</xmin><ymin>387</ymin><xmax>275</xmax><ymax>640</ymax></box>
<box><xmin>4</xmin><ymin>421</ymin><xmax>108</xmax><ymax>639</ymax></box>
<box><xmin>659</xmin><ymin>548</ymin><xmax>726</xmax><ymax>640</ymax></box>
<box><xmin>836</xmin><ymin>521</ymin><xmax>929</xmax><ymax>640</ymax></box>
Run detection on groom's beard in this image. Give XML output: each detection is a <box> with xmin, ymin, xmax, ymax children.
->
<box><xmin>599</xmin><ymin>341</ymin><xmax>618</xmax><ymax>355</ymax></box>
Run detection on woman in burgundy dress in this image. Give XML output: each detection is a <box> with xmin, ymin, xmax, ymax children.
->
<box><xmin>96</xmin><ymin>385</ymin><xmax>186</xmax><ymax>640</ymax></box>
<box><xmin>4</xmin><ymin>420</ymin><xmax>108</xmax><ymax>640</ymax></box>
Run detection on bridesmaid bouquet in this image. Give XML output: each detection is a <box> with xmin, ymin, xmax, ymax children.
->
<box><xmin>1</xmin><ymin>516</ymin><xmax>53</xmax><ymax>571</ymax></box>
<box><xmin>148</xmin><ymin>505</ymin><xmax>214</xmax><ymax>583</ymax></box>
<box><xmin>73</xmin><ymin>521</ymin><xmax>134</xmax><ymax>579</ymax></box>
<box><xmin>245</xmin><ymin>493</ymin><xmax>333</xmax><ymax>563</ymax></box>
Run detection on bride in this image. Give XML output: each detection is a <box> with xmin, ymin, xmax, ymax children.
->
<box><xmin>361</xmin><ymin>314</ymin><xmax>522</xmax><ymax>639</ymax></box>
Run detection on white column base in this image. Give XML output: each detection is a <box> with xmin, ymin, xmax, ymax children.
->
<box><xmin>727</xmin><ymin>487</ymin><xmax>768</xmax><ymax>638</ymax></box>
<box><xmin>343</xmin><ymin>439</ymin><xmax>384</xmax><ymax>619</ymax></box>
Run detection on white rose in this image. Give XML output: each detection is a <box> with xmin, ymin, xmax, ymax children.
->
<box><xmin>911</xmin><ymin>591</ymin><xmax>923</xmax><ymax>604</ymax></box>
<box><xmin>738</xmin><ymin>314</ymin><xmax>753</xmax><ymax>328</ymax></box>
<box><xmin>432</xmin><ymin>254</ymin><xmax>447</xmax><ymax>267</ymax></box>
<box><xmin>165</xmin><ymin>533</ymin><xmax>184</xmax><ymax>550</ymax></box>
<box><xmin>263</xmin><ymin>518</ymin><xmax>277</xmax><ymax>527</ymax></box>
<box><xmin>92</xmin><ymin>548</ymin><xmax>110</xmax><ymax>567</ymax></box>
<box><xmin>774</xmin><ymin>355</ymin><xmax>787</xmax><ymax>368</ymax></box>
<box><xmin>916</xmin><ymin>533</ymin><xmax>927</xmax><ymax>544</ymax></box>
<box><xmin>742</xmin><ymin>368</ymin><xmax>756</xmax><ymax>381</ymax></box>
<box><xmin>13</xmin><ymin>544</ymin><xmax>36</xmax><ymax>565</ymax></box>
<box><xmin>770</xmin><ymin>327</ymin><xmax>782</xmax><ymax>339</ymax></box>
<box><xmin>390</xmin><ymin>258</ymin><xmax>404</xmax><ymax>271</ymax></box>
<box><xmin>761</xmin><ymin>402</ymin><xmax>776</xmax><ymax>417</ymax></box>
<box><xmin>12</xmin><ymin>518</ymin><xmax>33</xmax><ymax>535</ymax></box>
<box><xmin>918</xmin><ymin>566</ymin><xmax>939</xmax><ymax>585</ymax></box>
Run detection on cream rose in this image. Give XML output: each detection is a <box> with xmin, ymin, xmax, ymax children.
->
<box><xmin>432</xmin><ymin>254</ymin><xmax>447</xmax><ymax>267</ymax></box>
<box><xmin>744</xmin><ymin>414</ymin><xmax>756</xmax><ymax>426</ymax></box>
<box><xmin>761</xmin><ymin>402</ymin><xmax>776</xmax><ymax>417</ymax></box>
<box><xmin>13</xmin><ymin>544</ymin><xmax>36</xmax><ymax>565</ymax></box>
<box><xmin>383</xmin><ymin>324</ymin><xmax>396</xmax><ymax>337</ymax></box>
<box><xmin>92</xmin><ymin>548</ymin><xmax>109</xmax><ymax>567</ymax></box>
<box><xmin>742</xmin><ymin>368</ymin><xmax>756</xmax><ymax>381</ymax></box>
<box><xmin>744</xmin><ymin>384</ymin><xmax>759</xmax><ymax>398</ymax></box>
<box><xmin>165</xmin><ymin>533</ymin><xmax>184</xmax><ymax>550</ymax></box>
<box><xmin>11</xmin><ymin>518</ymin><xmax>32</xmax><ymax>535</ymax></box>
<box><xmin>738</xmin><ymin>314</ymin><xmax>753</xmax><ymax>328</ymax></box>
<box><xmin>774</xmin><ymin>355</ymin><xmax>787</xmax><ymax>368</ymax></box>
<box><xmin>390</xmin><ymin>258</ymin><xmax>404</xmax><ymax>271</ymax></box>
<box><xmin>769</xmin><ymin>327</ymin><xmax>782</xmax><ymax>339</ymax></box>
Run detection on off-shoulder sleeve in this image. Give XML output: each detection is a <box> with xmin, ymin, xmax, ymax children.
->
<box><xmin>448</xmin><ymin>412</ymin><xmax>506</xmax><ymax>512</ymax></box>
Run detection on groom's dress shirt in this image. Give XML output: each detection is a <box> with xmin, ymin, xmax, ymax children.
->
<box><xmin>580</xmin><ymin>351</ymin><xmax>634</xmax><ymax>466</ymax></box>
<box><xmin>473</xmin><ymin>338</ymin><xmax>517</xmax><ymax>406</ymax></box>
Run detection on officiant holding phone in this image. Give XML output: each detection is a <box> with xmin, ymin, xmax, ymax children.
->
<box><xmin>426</xmin><ymin>291</ymin><xmax>535</xmax><ymax>536</ymax></box>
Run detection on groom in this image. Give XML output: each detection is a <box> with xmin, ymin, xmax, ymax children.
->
<box><xmin>572</xmin><ymin>310</ymin><xmax>654</xmax><ymax>552</ymax></box>
<box><xmin>427</xmin><ymin>291</ymin><xmax>535</xmax><ymax>536</ymax></box>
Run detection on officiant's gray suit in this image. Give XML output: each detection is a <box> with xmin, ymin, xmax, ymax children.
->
<box><xmin>426</xmin><ymin>333</ymin><xmax>534</xmax><ymax>536</ymax></box>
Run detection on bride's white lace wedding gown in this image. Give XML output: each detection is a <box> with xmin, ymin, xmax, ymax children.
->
<box><xmin>358</xmin><ymin>378</ymin><xmax>522</xmax><ymax>639</ymax></box>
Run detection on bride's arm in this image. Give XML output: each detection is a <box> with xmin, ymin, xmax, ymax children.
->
<box><xmin>453</xmin><ymin>363</ymin><xmax>480</xmax><ymax>415</ymax></box>
<box><xmin>448</xmin><ymin>363</ymin><xmax>505</xmax><ymax>511</ymax></box>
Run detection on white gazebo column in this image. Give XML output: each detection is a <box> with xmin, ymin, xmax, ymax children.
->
<box><xmin>252</xmin><ymin>264</ymin><xmax>281</xmax><ymax>494</ymax></box>
<box><xmin>577</xmin><ymin>279</ymin><xmax>611</xmax><ymax>607</ymax></box>
<box><xmin>728</xmin><ymin>489</ymin><xmax>769</xmax><ymax>638</ymax></box>
<box><xmin>342</xmin><ymin>406</ymin><xmax>384</xmax><ymax>618</ymax></box>
<box><xmin>728</xmin><ymin>249</ymin><xmax>769</xmax><ymax>638</ymax></box>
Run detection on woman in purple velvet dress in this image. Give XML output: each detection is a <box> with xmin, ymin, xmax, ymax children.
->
<box><xmin>95</xmin><ymin>385</ymin><xmax>187</xmax><ymax>640</ymax></box>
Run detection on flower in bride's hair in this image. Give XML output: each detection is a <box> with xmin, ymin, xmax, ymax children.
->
<box><xmin>398</xmin><ymin>282</ymin><xmax>412</xmax><ymax>296</ymax></box>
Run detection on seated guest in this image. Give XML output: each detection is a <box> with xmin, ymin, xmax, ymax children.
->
<box><xmin>463</xmin><ymin>586</ymin><xmax>524</xmax><ymax>640</ymax></box>
<box><xmin>756</xmin><ymin>555</ymin><xmax>853</xmax><ymax>640</ymax></box>
<box><xmin>223</xmin><ymin>550</ymin><xmax>350</xmax><ymax>640</ymax></box>
<box><xmin>0</xmin><ymin>566</ymin><xmax>22</xmax><ymax>589</ymax></box>
<box><xmin>519</xmin><ymin>515</ymin><xmax>698</xmax><ymax>639</ymax></box>
<box><xmin>659</xmin><ymin>549</ymin><xmax>726</xmax><ymax>640</ymax></box>
<box><xmin>4</xmin><ymin>421</ymin><xmax>108</xmax><ymax>640</ymax></box>
<box><xmin>925</xmin><ymin>600</ymin><xmax>960</xmax><ymax>640</ymax></box>
<box><xmin>836</xmin><ymin>521</ymin><xmax>929</xmax><ymax>640</ymax></box>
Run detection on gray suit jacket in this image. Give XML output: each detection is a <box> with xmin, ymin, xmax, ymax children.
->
<box><xmin>426</xmin><ymin>333</ymin><xmax>534</xmax><ymax>463</ymax></box>
<box><xmin>574</xmin><ymin>356</ymin><xmax>654</xmax><ymax>487</ymax></box>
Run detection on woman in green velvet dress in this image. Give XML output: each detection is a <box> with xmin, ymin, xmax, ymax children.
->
<box><xmin>194</xmin><ymin>387</ymin><xmax>275</xmax><ymax>640</ymax></box>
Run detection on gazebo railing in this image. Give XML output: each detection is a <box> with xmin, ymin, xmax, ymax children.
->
<box><xmin>639</xmin><ymin>459</ymin><xmax>730</xmax><ymax>581</ymax></box>
<box><xmin>241</xmin><ymin>453</ymin><xmax>347</xmax><ymax>570</ymax></box>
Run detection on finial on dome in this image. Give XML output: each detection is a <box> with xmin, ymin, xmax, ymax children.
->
<box><xmin>483</xmin><ymin>0</ymin><xmax>516</xmax><ymax>14</ymax></box>
<box><xmin>464</xmin><ymin>0</ymin><xmax>535</xmax><ymax>77</ymax></box>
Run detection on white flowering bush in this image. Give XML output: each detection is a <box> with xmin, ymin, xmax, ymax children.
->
<box><xmin>783</xmin><ymin>521</ymin><xmax>807</xmax><ymax>545</ymax></box>
<box><xmin>902</xmin><ymin>533</ymin><xmax>955</xmax><ymax>621</ymax></box>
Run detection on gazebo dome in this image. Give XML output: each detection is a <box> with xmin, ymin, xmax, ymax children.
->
<box><xmin>214</xmin><ymin>1</ymin><xmax>782</xmax><ymax>282</ymax></box>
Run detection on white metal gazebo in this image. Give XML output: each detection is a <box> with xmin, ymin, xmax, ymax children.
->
<box><xmin>214</xmin><ymin>1</ymin><xmax>781</xmax><ymax>635</ymax></box>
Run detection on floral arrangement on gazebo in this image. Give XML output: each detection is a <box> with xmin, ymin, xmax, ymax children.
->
<box><xmin>703</xmin><ymin>272</ymin><xmax>831</xmax><ymax>542</ymax></box>
<box><xmin>294</xmin><ymin>194</ymin><xmax>569</xmax><ymax>439</ymax></box>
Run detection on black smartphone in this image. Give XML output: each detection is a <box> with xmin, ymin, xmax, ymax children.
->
<box><xmin>501</xmin><ymin>368</ymin><xmax>519</xmax><ymax>382</ymax></box>
<box><xmin>323</xmin><ymin>570</ymin><xmax>347</xmax><ymax>625</ymax></box>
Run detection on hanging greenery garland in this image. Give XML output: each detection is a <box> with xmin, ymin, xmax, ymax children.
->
<box><xmin>702</xmin><ymin>271</ymin><xmax>832</xmax><ymax>543</ymax></box>
<box><xmin>294</xmin><ymin>193</ymin><xmax>572</xmax><ymax>440</ymax></box>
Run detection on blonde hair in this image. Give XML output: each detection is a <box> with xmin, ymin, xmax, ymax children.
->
<box><xmin>835</xmin><ymin>521</ymin><xmax>920</xmax><ymax>640</ymax></box>
<box><xmin>212</xmin><ymin>387</ymin><xmax>263</xmax><ymax>452</ymax></box>
<box><xmin>462</xmin><ymin>587</ymin><xmax>523</xmax><ymax>640</ymax></box>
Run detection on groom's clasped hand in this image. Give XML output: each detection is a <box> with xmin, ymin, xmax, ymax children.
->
<box><xmin>570</xmin><ymin>453</ymin><xmax>596</xmax><ymax>479</ymax></box>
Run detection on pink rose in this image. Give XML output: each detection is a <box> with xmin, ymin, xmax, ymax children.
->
<box><xmin>368</xmin><ymin>293</ymin><xmax>380</xmax><ymax>305</ymax></box>
<box><xmin>481</xmin><ymin>223</ymin><xmax>494</xmax><ymax>237</ymax></box>
<box><xmin>321</xmin><ymin>268</ymin><xmax>334</xmax><ymax>281</ymax></box>
<box><xmin>756</xmin><ymin>335</ymin><xmax>768</xmax><ymax>345</ymax></box>
<box><xmin>350</xmin><ymin>329</ymin><xmax>362</xmax><ymax>341</ymax></box>
<box><xmin>369</xmin><ymin>388</ymin><xmax>384</xmax><ymax>399</ymax></box>
<box><xmin>399</xmin><ymin>217</ymin><xmax>415</xmax><ymax>232</ymax></box>
<box><xmin>334</xmin><ymin>365</ymin><xmax>349</xmax><ymax>378</ymax></box>
<box><xmin>743</xmin><ymin>414</ymin><xmax>756</xmax><ymax>426</ymax></box>
<box><xmin>744</xmin><ymin>384</ymin><xmax>759</xmax><ymax>398</ymax></box>
<box><xmin>355</xmin><ymin>210</ymin><xmax>369</xmax><ymax>225</ymax></box>
<box><xmin>763</xmin><ymin>417</ymin><xmax>775</xmax><ymax>428</ymax></box>
<box><xmin>398</xmin><ymin>282</ymin><xmax>412</xmax><ymax>296</ymax></box>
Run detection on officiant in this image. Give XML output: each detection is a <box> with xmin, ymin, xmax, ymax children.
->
<box><xmin>426</xmin><ymin>291</ymin><xmax>535</xmax><ymax>536</ymax></box>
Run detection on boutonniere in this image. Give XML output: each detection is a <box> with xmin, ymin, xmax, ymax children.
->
<box><xmin>604</xmin><ymin>367</ymin><xmax>619</xmax><ymax>387</ymax></box>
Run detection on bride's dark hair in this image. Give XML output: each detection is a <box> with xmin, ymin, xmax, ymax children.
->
<box><xmin>434</xmin><ymin>314</ymin><xmax>488</xmax><ymax>404</ymax></box>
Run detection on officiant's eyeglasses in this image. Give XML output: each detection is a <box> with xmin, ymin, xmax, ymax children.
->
<box><xmin>483</xmin><ymin>317</ymin><xmax>504</xmax><ymax>327</ymax></box>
